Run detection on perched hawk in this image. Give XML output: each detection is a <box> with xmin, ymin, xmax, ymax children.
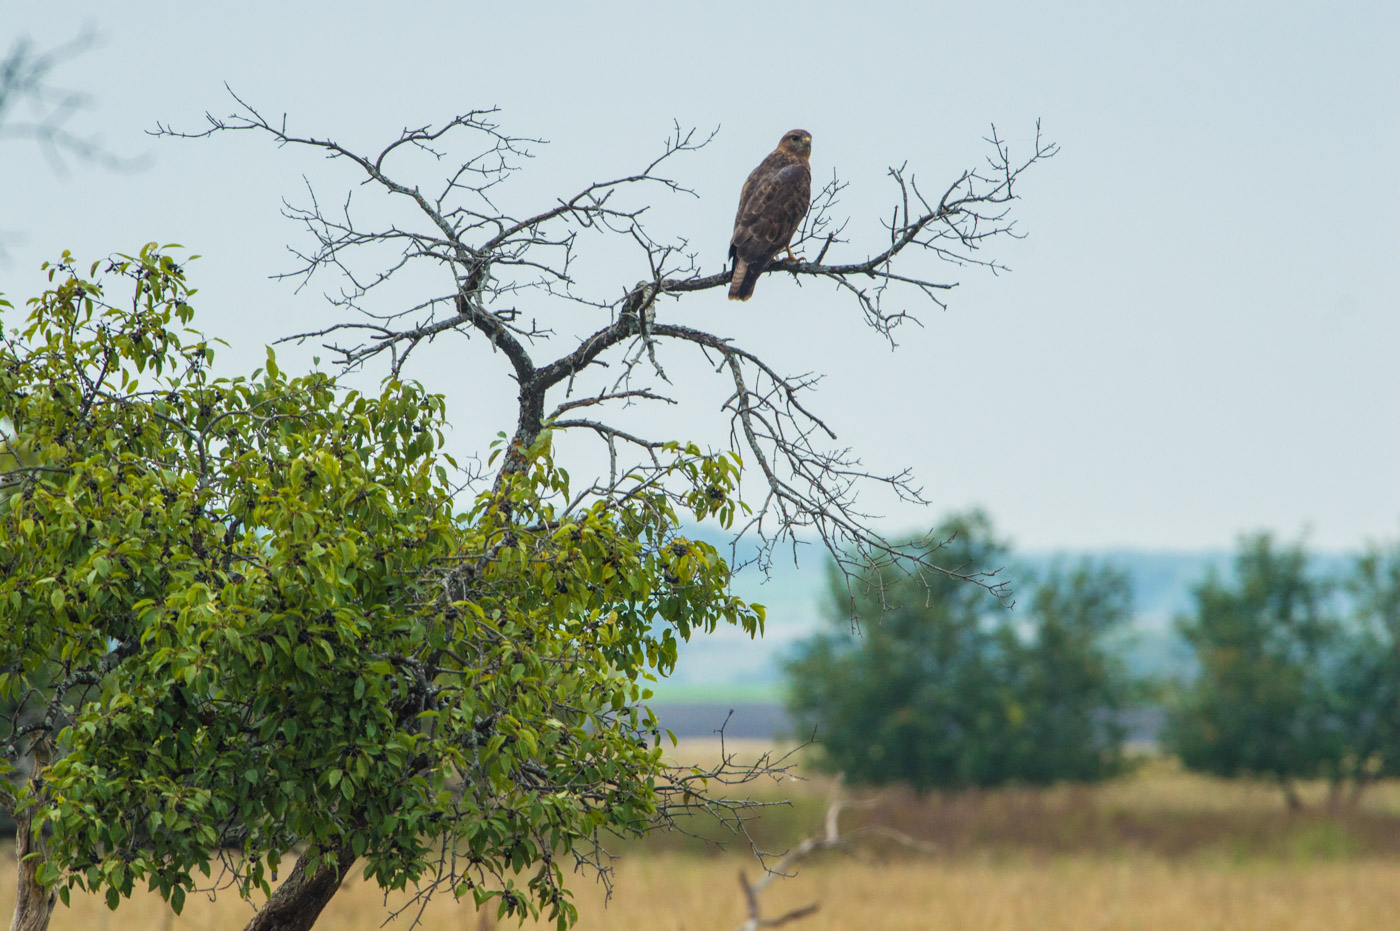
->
<box><xmin>728</xmin><ymin>129</ymin><xmax>812</xmax><ymax>301</ymax></box>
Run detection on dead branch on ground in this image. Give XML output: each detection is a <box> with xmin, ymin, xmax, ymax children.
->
<box><xmin>733</xmin><ymin>774</ymin><xmax>937</xmax><ymax>931</ymax></box>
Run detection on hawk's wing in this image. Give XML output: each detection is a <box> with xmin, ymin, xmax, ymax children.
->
<box><xmin>728</xmin><ymin>157</ymin><xmax>811</xmax><ymax>300</ymax></box>
<box><xmin>731</xmin><ymin>162</ymin><xmax>810</xmax><ymax>265</ymax></box>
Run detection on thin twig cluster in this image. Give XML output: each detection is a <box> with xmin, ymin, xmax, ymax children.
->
<box><xmin>153</xmin><ymin>95</ymin><xmax>1052</xmax><ymax>600</ymax></box>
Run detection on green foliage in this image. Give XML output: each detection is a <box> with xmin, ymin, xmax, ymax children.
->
<box><xmin>1166</xmin><ymin>532</ymin><xmax>1400</xmax><ymax>809</ymax></box>
<box><xmin>0</xmin><ymin>248</ymin><xmax>762</xmax><ymax>928</ymax></box>
<box><xmin>1333</xmin><ymin>540</ymin><xmax>1400</xmax><ymax>786</ymax></box>
<box><xmin>1164</xmin><ymin>534</ymin><xmax>1341</xmax><ymax>800</ymax></box>
<box><xmin>1015</xmin><ymin>562</ymin><xmax>1136</xmax><ymax>784</ymax></box>
<box><xmin>784</xmin><ymin>511</ymin><xmax>1133</xmax><ymax>791</ymax></box>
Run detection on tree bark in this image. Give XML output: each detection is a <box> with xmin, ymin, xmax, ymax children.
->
<box><xmin>240</xmin><ymin>845</ymin><xmax>356</xmax><ymax>931</ymax></box>
<box><xmin>9</xmin><ymin>808</ymin><xmax>57</xmax><ymax>931</ymax></box>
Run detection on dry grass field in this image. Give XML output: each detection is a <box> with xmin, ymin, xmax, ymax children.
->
<box><xmin>8</xmin><ymin>851</ymin><xmax>1400</xmax><ymax>930</ymax></box>
<box><xmin>8</xmin><ymin>745</ymin><xmax>1400</xmax><ymax>930</ymax></box>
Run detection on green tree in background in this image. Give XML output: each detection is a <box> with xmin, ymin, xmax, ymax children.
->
<box><xmin>784</xmin><ymin>512</ymin><xmax>1133</xmax><ymax>791</ymax></box>
<box><xmin>1327</xmin><ymin>539</ymin><xmax>1400</xmax><ymax>805</ymax></box>
<box><xmin>1164</xmin><ymin>534</ymin><xmax>1340</xmax><ymax>810</ymax></box>
<box><xmin>1014</xmin><ymin>562</ymin><xmax>1135</xmax><ymax>784</ymax></box>
<box><xmin>1</xmin><ymin>249</ymin><xmax>760</xmax><ymax>931</ymax></box>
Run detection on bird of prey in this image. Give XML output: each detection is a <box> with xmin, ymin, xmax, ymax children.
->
<box><xmin>728</xmin><ymin>129</ymin><xmax>812</xmax><ymax>301</ymax></box>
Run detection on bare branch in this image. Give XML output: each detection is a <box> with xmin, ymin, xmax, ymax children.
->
<box><xmin>0</xmin><ymin>27</ymin><xmax>147</xmax><ymax>259</ymax></box>
<box><xmin>157</xmin><ymin>95</ymin><xmax>1044</xmax><ymax>590</ymax></box>
<box><xmin>0</xmin><ymin>27</ymin><xmax>145</xmax><ymax>175</ymax></box>
<box><xmin>733</xmin><ymin>774</ymin><xmax>938</xmax><ymax>931</ymax></box>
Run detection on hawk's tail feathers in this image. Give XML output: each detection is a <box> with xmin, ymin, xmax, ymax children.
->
<box><xmin>728</xmin><ymin>258</ymin><xmax>758</xmax><ymax>301</ymax></box>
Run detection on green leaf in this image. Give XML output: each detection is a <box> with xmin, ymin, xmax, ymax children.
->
<box><xmin>35</xmin><ymin>860</ymin><xmax>61</xmax><ymax>886</ymax></box>
<box><xmin>1</xmin><ymin>251</ymin><xmax>778</xmax><ymax>928</ymax></box>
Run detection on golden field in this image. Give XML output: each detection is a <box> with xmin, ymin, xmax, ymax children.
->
<box><xmin>8</xmin><ymin>746</ymin><xmax>1400</xmax><ymax>930</ymax></box>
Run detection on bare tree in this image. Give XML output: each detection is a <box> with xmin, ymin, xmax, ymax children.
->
<box><xmin>91</xmin><ymin>93</ymin><xmax>1057</xmax><ymax>929</ymax></box>
<box><xmin>156</xmin><ymin>92</ymin><xmax>1052</xmax><ymax>599</ymax></box>
<box><xmin>0</xmin><ymin>26</ymin><xmax>144</xmax><ymax>258</ymax></box>
<box><xmin>2</xmin><ymin>28</ymin><xmax>106</xmax><ymax>168</ymax></box>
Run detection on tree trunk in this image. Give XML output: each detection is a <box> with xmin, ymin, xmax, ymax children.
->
<box><xmin>1279</xmin><ymin>776</ymin><xmax>1303</xmax><ymax>812</ymax></box>
<box><xmin>9</xmin><ymin>740</ymin><xmax>57</xmax><ymax>931</ymax></box>
<box><xmin>1348</xmin><ymin>774</ymin><xmax>1369</xmax><ymax>810</ymax></box>
<box><xmin>1325</xmin><ymin>776</ymin><xmax>1344</xmax><ymax>814</ymax></box>
<box><xmin>241</xmin><ymin>845</ymin><xmax>356</xmax><ymax>931</ymax></box>
<box><xmin>9</xmin><ymin>809</ymin><xmax>57</xmax><ymax>931</ymax></box>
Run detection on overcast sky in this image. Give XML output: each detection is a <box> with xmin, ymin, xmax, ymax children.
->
<box><xmin>4</xmin><ymin>0</ymin><xmax>1397</xmax><ymax>552</ymax></box>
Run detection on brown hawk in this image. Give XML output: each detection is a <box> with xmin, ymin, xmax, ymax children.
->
<box><xmin>728</xmin><ymin>129</ymin><xmax>812</xmax><ymax>301</ymax></box>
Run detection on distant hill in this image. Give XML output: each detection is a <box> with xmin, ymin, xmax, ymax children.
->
<box><xmin>649</xmin><ymin>532</ymin><xmax>1356</xmax><ymax>704</ymax></box>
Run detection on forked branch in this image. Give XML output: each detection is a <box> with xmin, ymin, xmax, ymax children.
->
<box><xmin>152</xmin><ymin>92</ymin><xmax>1048</xmax><ymax>596</ymax></box>
<box><xmin>732</xmin><ymin>774</ymin><xmax>937</xmax><ymax>931</ymax></box>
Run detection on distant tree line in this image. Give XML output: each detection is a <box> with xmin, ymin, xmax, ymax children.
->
<box><xmin>785</xmin><ymin>512</ymin><xmax>1137</xmax><ymax>791</ymax></box>
<box><xmin>786</xmin><ymin>515</ymin><xmax>1400</xmax><ymax>810</ymax></box>
<box><xmin>1166</xmin><ymin>533</ymin><xmax>1400</xmax><ymax>810</ymax></box>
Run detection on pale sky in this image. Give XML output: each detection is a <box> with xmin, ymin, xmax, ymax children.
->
<box><xmin>4</xmin><ymin>0</ymin><xmax>1398</xmax><ymax>551</ymax></box>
